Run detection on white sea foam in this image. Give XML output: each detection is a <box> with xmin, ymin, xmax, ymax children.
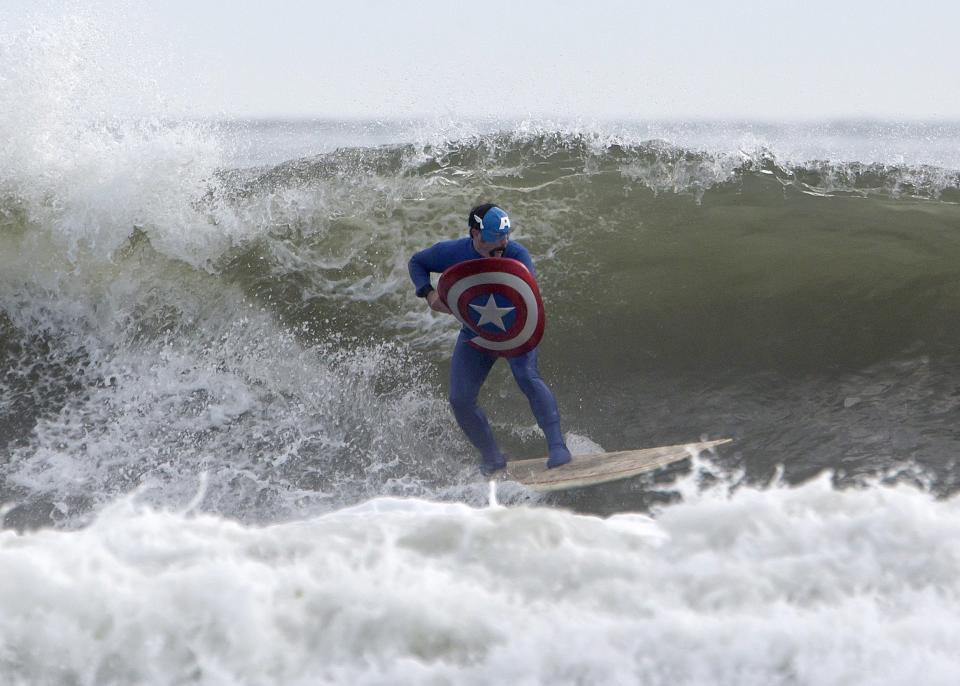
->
<box><xmin>0</xmin><ymin>294</ymin><xmax>480</xmax><ymax>525</ymax></box>
<box><xmin>1</xmin><ymin>476</ymin><xmax>958</xmax><ymax>685</ymax></box>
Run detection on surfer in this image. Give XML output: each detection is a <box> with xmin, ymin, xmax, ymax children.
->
<box><xmin>408</xmin><ymin>203</ymin><xmax>572</xmax><ymax>476</ymax></box>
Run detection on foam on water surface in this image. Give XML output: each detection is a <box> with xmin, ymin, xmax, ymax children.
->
<box><xmin>2</xmin><ymin>477</ymin><xmax>959</xmax><ymax>685</ymax></box>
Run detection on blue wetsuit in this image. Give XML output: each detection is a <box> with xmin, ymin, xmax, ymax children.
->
<box><xmin>409</xmin><ymin>237</ymin><xmax>570</xmax><ymax>473</ymax></box>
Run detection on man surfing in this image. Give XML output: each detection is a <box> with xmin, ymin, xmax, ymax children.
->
<box><xmin>408</xmin><ymin>203</ymin><xmax>572</xmax><ymax>476</ymax></box>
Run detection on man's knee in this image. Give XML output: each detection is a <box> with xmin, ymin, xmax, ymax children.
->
<box><xmin>449</xmin><ymin>391</ymin><xmax>478</xmax><ymax>414</ymax></box>
<box><xmin>512</xmin><ymin>365</ymin><xmax>543</xmax><ymax>396</ymax></box>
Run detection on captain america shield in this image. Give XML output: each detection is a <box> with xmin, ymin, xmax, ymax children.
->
<box><xmin>437</xmin><ymin>257</ymin><xmax>546</xmax><ymax>357</ymax></box>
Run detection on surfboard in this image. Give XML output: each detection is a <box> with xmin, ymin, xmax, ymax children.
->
<box><xmin>504</xmin><ymin>438</ymin><xmax>732</xmax><ymax>492</ymax></box>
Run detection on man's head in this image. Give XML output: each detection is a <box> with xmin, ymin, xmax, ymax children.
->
<box><xmin>468</xmin><ymin>203</ymin><xmax>513</xmax><ymax>257</ymax></box>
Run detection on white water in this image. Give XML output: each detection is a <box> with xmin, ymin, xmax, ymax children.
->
<box><xmin>2</xmin><ymin>475</ymin><xmax>958</xmax><ymax>686</ymax></box>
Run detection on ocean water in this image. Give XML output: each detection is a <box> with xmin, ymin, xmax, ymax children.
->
<box><xmin>3</xmin><ymin>15</ymin><xmax>960</xmax><ymax>686</ymax></box>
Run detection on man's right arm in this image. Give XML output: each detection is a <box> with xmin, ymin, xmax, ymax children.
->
<box><xmin>408</xmin><ymin>243</ymin><xmax>445</xmax><ymax>296</ymax></box>
<box><xmin>408</xmin><ymin>242</ymin><xmax>453</xmax><ymax>313</ymax></box>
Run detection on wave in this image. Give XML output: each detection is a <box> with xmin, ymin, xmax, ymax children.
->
<box><xmin>4</xmin><ymin>15</ymin><xmax>960</xmax><ymax>685</ymax></box>
<box><xmin>3</xmin><ymin>126</ymin><xmax>960</xmax><ymax>526</ymax></box>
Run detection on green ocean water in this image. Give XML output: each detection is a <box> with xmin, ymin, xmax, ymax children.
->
<box><xmin>3</xmin><ymin>127</ymin><xmax>960</xmax><ymax>526</ymax></box>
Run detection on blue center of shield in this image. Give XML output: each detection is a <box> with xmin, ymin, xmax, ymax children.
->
<box><xmin>468</xmin><ymin>293</ymin><xmax>516</xmax><ymax>333</ymax></box>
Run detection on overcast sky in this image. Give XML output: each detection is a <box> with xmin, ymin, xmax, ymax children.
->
<box><xmin>6</xmin><ymin>0</ymin><xmax>959</xmax><ymax>120</ymax></box>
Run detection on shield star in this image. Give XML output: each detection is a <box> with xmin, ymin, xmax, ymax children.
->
<box><xmin>469</xmin><ymin>294</ymin><xmax>515</xmax><ymax>331</ymax></box>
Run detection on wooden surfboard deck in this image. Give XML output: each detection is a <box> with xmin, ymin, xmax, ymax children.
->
<box><xmin>504</xmin><ymin>438</ymin><xmax>732</xmax><ymax>492</ymax></box>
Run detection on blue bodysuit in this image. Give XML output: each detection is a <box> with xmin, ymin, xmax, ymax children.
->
<box><xmin>409</xmin><ymin>237</ymin><xmax>570</xmax><ymax>473</ymax></box>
